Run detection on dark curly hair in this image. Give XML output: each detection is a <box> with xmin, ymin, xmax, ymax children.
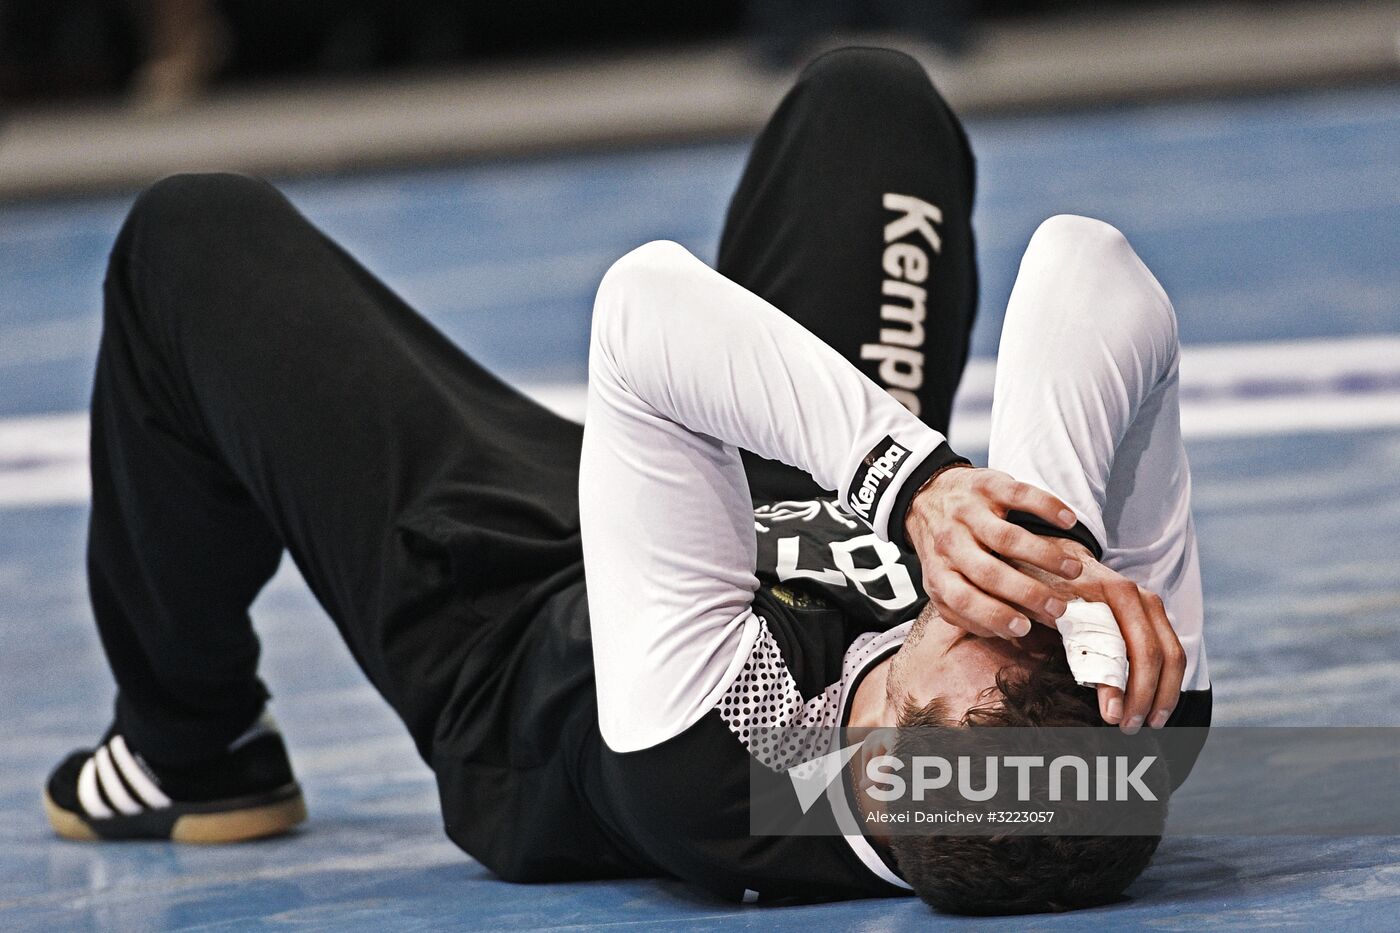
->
<box><xmin>886</xmin><ymin>651</ymin><xmax>1166</xmax><ymax>915</ymax></box>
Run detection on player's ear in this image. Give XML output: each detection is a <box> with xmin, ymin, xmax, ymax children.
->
<box><xmin>853</xmin><ymin>729</ymin><xmax>897</xmax><ymax>796</ymax></box>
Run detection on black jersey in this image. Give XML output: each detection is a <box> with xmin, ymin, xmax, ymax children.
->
<box><xmin>433</xmin><ymin>496</ymin><xmax>922</xmax><ymax>901</ymax></box>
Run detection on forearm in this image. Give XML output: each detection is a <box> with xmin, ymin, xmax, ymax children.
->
<box><xmin>591</xmin><ymin>240</ymin><xmax>964</xmax><ymax>543</ymax></box>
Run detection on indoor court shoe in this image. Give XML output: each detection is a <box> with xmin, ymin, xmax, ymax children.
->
<box><xmin>43</xmin><ymin>715</ymin><xmax>307</xmax><ymax>843</ymax></box>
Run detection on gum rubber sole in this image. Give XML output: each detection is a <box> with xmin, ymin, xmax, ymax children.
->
<box><xmin>43</xmin><ymin>788</ymin><xmax>307</xmax><ymax>843</ymax></box>
<box><xmin>172</xmin><ymin>795</ymin><xmax>307</xmax><ymax>843</ymax></box>
<box><xmin>43</xmin><ymin>791</ymin><xmax>97</xmax><ymax>841</ymax></box>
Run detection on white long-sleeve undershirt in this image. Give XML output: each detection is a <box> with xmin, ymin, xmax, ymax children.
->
<box><xmin>580</xmin><ymin>240</ymin><xmax>955</xmax><ymax>753</ymax></box>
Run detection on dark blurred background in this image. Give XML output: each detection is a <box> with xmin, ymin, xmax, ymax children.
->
<box><xmin>0</xmin><ymin>0</ymin><xmax>1394</xmax><ymax>197</ymax></box>
<box><xmin>0</xmin><ymin>0</ymin><xmax>1281</xmax><ymax>108</ymax></box>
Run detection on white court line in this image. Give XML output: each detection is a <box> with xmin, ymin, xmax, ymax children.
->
<box><xmin>3</xmin><ymin>336</ymin><xmax>1400</xmax><ymax>509</ymax></box>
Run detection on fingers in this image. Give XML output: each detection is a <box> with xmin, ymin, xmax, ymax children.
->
<box><xmin>1097</xmin><ymin>684</ymin><xmax>1124</xmax><ymax>725</ymax></box>
<box><xmin>968</xmin><ymin>513</ymin><xmax>1084</xmax><ymax>581</ymax></box>
<box><xmin>1100</xmin><ymin>581</ymin><xmax>1159</xmax><ymax>734</ymax></box>
<box><xmin>953</xmin><ymin>545</ymin><xmax>1065</xmax><ymax>627</ymax></box>
<box><xmin>926</xmin><ymin>569</ymin><xmax>1030</xmax><ymax>639</ymax></box>
<box><xmin>985</xmin><ymin>473</ymin><xmax>1077</xmax><ymax>530</ymax></box>
<box><xmin>915</xmin><ymin>467</ymin><xmax>1083</xmax><ymax>638</ymax></box>
<box><xmin>1142</xmin><ymin>588</ymin><xmax>1186</xmax><ymax>729</ymax></box>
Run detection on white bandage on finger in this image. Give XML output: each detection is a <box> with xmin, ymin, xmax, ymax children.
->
<box><xmin>1055</xmin><ymin>599</ymin><xmax>1128</xmax><ymax>691</ymax></box>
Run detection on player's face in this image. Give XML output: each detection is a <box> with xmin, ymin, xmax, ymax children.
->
<box><xmin>886</xmin><ymin>605</ymin><xmax>1058</xmax><ymax>722</ymax></box>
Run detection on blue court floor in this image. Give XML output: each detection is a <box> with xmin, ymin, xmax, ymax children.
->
<box><xmin>2</xmin><ymin>83</ymin><xmax>1399</xmax><ymax>930</ymax></box>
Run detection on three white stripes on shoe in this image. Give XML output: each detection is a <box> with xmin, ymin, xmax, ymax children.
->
<box><xmin>76</xmin><ymin>735</ymin><xmax>171</xmax><ymax>819</ymax></box>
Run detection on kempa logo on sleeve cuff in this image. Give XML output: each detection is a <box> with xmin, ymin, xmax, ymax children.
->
<box><xmin>847</xmin><ymin>436</ymin><xmax>910</xmax><ymax>522</ymax></box>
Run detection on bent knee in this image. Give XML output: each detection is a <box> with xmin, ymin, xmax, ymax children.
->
<box><xmin>790</xmin><ymin>47</ymin><xmax>966</xmax><ymax>169</ymax></box>
<box><xmin>800</xmin><ymin>46</ymin><xmax>926</xmax><ymax>93</ymax></box>
<box><xmin>797</xmin><ymin>46</ymin><xmax>945</xmax><ymax>112</ymax></box>
<box><xmin>130</xmin><ymin>172</ymin><xmax>277</xmax><ymax>226</ymax></box>
<box><xmin>123</xmin><ymin>173</ymin><xmax>284</xmax><ymax>250</ymax></box>
<box><xmin>120</xmin><ymin>173</ymin><xmax>286</xmax><ymax>263</ymax></box>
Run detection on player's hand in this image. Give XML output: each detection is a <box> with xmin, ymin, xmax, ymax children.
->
<box><xmin>905</xmin><ymin>466</ymin><xmax>1084</xmax><ymax>640</ymax></box>
<box><xmin>1014</xmin><ymin>540</ymin><xmax>1186</xmax><ymax>734</ymax></box>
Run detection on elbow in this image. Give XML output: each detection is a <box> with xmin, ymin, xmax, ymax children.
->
<box><xmin>591</xmin><ymin>239</ymin><xmax>697</xmax><ymax>359</ymax></box>
<box><xmin>1028</xmin><ymin>214</ymin><xmax>1132</xmax><ymax>264</ymax></box>
<box><xmin>595</xmin><ymin>240</ymin><xmax>692</xmax><ymax>316</ymax></box>
<box><xmin>1023</xmin><ymin>214</ymin><xmax>1177</xmax><ymax>338</ymax></box>
<box><xmin>607</xmin><ymin>239</ymin><xmax>691</xmax><ymax>275</ymax></box>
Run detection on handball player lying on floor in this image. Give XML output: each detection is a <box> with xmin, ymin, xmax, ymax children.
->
<box><xmin>45</xmin><ymin>48</ymin><xmax>1209</xmax><ymax>915</ymax></box>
